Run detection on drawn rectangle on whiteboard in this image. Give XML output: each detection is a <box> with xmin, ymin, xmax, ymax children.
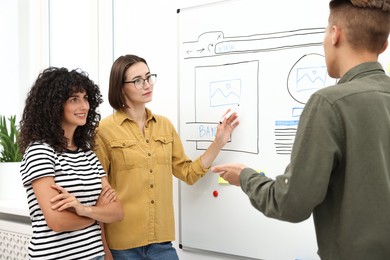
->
<box><xmin>194</xmin><ymin>61</ymin><xmax>258</xmax><ymax>154</ymax></box>
<box><xmin>184</xmin><ymin>122</ymin><xmax>219</xmax><ymax>142</ymax></box>
<box><xmin>209</xmin><ymin>79</ymin><xmax>241</xmax><ymax>107</ymax></box>
<box><xmin>215</xmin><ymin>29</ymin><xmax>324</xmax><ymax>54</ymax></box>
<box><xmin>296</xmin><ymin>66</ymin><xmax>328</xmax><ymax>92</ymax></box>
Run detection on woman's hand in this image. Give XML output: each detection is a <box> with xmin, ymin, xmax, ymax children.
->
<box><xmin>199</xmin><ymin>109</ymin><xmax>240</xmax><ymax>168</ymax></box>
<box><xmin>45</xmin><ymin>177</ymin><xmax>123</xmax><ymax>226</ymax></box>
<box><xmin>96</xmin><ymin>185</ymin><xmax>118</xmax><ymax>206</ymax></box>
<box><xmin>215</xmin><ymin>109</ymin><xmax>240</xmax><ymax>146</ymax></box>
<box><xmin>50</xmin><ymin>184</ymin><xmax>86</xmax><ymax>215</ymax></box>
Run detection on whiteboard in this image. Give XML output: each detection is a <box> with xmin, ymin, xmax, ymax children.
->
<box><xmin>177</xmin><ymin>1</ymin><xmax>390</xmax><ymax>259</ymax></box>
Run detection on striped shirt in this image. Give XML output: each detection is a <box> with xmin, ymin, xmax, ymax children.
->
<box><xmin>20</xmin><ymin>142</ymin><xmax>105</xmax><ymax>260</ymax></box>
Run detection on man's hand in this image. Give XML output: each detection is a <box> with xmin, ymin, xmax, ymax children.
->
<box><xmin>211</xmin><ymin>163</ymin><xmax>246</xmax><ymax>186</ymax></box>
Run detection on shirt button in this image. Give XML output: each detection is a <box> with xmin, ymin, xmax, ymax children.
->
<box><xmin>285</xmin><ymin>178</ymin><xmax>289</xmax><ymax>184</ymax></box>
<box><xmin>146</xmin><ymin>139</ymin><xmax>149</xmax><ymax>143</ymax></box>
<box><xmin>150</xmin><ymin>169</ymin><xmax>153</xmax><ymax>173</ymax></box>
<box><xmin>148</xmin><ymin>153</ymin><xmax>151</xmax><ymax>156</ymax></box>
<box><xmin>150</xmin><ymin>184</ymin><xmax>154</xmax><ymax>188</ymax></box>
<box><xmin>151</xmin><ymin>200</ymin><xmax>154</xmax><ymax>204</ymax></box>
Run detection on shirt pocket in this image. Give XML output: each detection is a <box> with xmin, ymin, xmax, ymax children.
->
<box><xmin>153</xmin><ymin>135</ymin><xmax>173</xmax><ymax>165</ymax></box>
<box><xmin>110</xmin><ymin>139</ymin><xmax>140</xmax><ymax>170</ymax></box>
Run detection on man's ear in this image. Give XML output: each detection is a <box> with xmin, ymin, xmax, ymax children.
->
<box><xmin>379</xmin><ymin>40</ymin><xmax>388</xmax><ymax>55</ymax></box>
<box><xmin>331</xmin><ymin>25</ymin><xmax>341</xmax><ymax>46</ymax></box>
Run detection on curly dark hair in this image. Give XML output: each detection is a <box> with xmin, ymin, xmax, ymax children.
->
<box><xmin>18</xmin><ymin>67</ymin><xmax>103</xmax><ymax>153</ymax></box>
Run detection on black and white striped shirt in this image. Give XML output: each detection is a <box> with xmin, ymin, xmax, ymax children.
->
<box><xmin>20</xmin><ymin>142</ymin><xmax>105</xmax><ymax>260</ymax></box>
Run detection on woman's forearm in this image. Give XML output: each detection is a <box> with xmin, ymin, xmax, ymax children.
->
<box><xmin>81</xmin><ymin>201</ymin><xmax>124</xmax><ymax>223</ymax></box>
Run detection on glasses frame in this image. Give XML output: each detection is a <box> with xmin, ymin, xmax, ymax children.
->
<box><xmin>123</xmin><ymin>74</ymin><xmax>157</xmax><ymax>89</ymax></box>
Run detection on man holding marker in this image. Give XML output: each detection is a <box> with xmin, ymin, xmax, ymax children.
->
<box><xmin>212</xmin><ymin>0</ymin><xmax>390</xmax><ymax>259</ymax></box>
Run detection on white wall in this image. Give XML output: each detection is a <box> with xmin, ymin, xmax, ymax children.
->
<box><xmin>1</xmin><ymin>0</ymin><xmax>242</xmax><ymax>259</ymax></box>
<box><xmin>0</xmin><ymin>0</ymin><xmax>20</xmax><ymax>117</ymax></box>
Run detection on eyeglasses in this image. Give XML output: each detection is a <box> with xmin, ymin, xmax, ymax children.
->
<box><xmin>123</xmin><ymin>74</ymin><xmax>157</xmax><ymax>89</ymax></box>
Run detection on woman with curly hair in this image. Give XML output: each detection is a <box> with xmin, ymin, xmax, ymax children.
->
<box><xmin>18</xmin><ymin>67</ymin><xmax>123</xmax><ymax>260</ymax></box>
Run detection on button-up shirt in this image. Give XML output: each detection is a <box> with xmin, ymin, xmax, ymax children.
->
<box><xmin>95</xmin><ymin>108</ymin><xmax>208</xmax><ymax>249</ymax></box>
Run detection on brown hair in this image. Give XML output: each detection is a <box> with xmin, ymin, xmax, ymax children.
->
<box><xmin>329</xmin><ymin>0</ymin><xmax>390</xmax><ymax>53</ymax></box>
<box><xmin>108</xmin><ymin>54</ymin><xmax>148</xmax><ymax>111</ymax></box>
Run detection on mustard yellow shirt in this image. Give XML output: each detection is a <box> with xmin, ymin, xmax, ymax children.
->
<box><xmin>95</xmin><ymin>108</ymin><xmax>208</xmax><ymax>250</ymax></box>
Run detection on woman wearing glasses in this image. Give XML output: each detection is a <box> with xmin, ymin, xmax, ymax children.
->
<box><xmin>95</xmin><ymin>54</ymin><xmax>239</xmax><ymax>259</ymax></box>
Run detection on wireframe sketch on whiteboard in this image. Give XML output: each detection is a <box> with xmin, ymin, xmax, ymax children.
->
<box><xmin>209</xmin><ymin>79</ymin><xmax>241</xmax><ymax>107</ymax></box>
<box><xmin>288</xmin><ymin>53</ymin><xmax>333</xmax><ymax>104</ymax></box>
<box><xmin>177</xmin><ymin>1</ymin><xmax>390</xmax><ymax>259</ymax></box>
<box><xmin>180</xmin><ymin>29</ymin><xmax>336</xmax><ymax>156</ymax></box>
<box><xmin>188</xmin><ymin>60</ymin><xmax>259</xmax><ymax>154</ymax></box>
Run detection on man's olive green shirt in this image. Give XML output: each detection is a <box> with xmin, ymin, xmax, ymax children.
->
<box><xmin>240</xmin><ymin>62</ymin><xmax>390</xmax><ymax>259</ymax></box>
<box><xmin>95</xmin><ymin>108</ymin><xmax>208</xmax><ymax>250</ymax></box>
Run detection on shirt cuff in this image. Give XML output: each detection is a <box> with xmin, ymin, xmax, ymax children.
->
<box><xmin>240</xmin><ymin>168</ymin><xmax>261</xmax><ymax>187</ymax></box>
<box><xmin>193</xmin><ymin>157</ymin><xmax>210</xmax><ymax>173</ymax></box>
